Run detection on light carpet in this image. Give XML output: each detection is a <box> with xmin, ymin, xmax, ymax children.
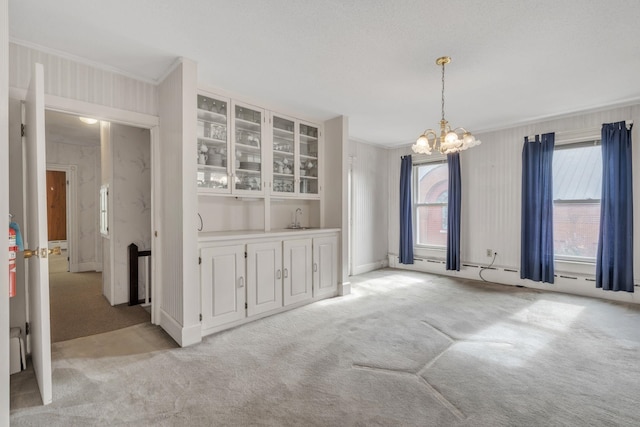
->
<box><xmin>10</xmin><ymin>269</ymin><xmax>640</xmax><ymax>426</ymax></box>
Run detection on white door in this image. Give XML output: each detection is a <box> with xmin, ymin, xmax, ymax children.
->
<box><xmin>247</xmin><ymin>241</ymin><xmax>282</xmax><ymax>316</ymax></box>
<box><xmin>23</xmin><ymin>62</ymin><xmax>53</xmax><ymax>405</ymax></box>
<box><xmin>200</xmin><ymin>245</ymin><xmax>246</xmax><ymax>330</ymax></box>
<box><xmin>283</xmin><ymin>238</ymin><xmax>312</xmax><ymax>306</ymax></box>
<box><xmin>313</xmin><ymin>236</ymin><xmax>338</xmax><ymax>298</ymax></box>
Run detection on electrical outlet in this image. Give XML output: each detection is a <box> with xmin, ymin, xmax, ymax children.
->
<box><xmin>486</xmin><ymin>249</ymin><xmax>493</xmax><ymax>257</ymax></box>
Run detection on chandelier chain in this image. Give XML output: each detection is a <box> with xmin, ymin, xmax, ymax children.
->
<box><xmin>441</xmin><ymin>61</ymin><xmax>446</xmax><ymax>122</ymax></box>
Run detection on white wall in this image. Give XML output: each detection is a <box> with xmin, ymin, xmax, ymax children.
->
<box><xmin>8</xmin><ymin>98</ymin><xmax>26</xmax><ymax>348</ymax></box>
<box><xmin>324</xmin><ymin>116</ymin><xmax>349</xmax><ymax>293</ymax></box>
<box><xmin>348</xmin><ymin>140</ymin><xmax>389</xmax><ymax>275</ymax></box>
<box><xmin>46</xmin><ymin>141</ymin><xmax>100</xmax><ymax>270</ymax></box>
<box><xmin>387</xmin><ymin>103</ymin><xmax>640</xmax><ymax>304</ymax></box>
<box><xmin>1</xmin><ymin>0</ymin><xmax>10</xmax><ymax>422</ymax></box>
<box><xmin>100</xmin><ymin>122</ymin><xmax>113</xmax><ymax>303</ymax></box>
<box><xmin>110</xmin><ymin>123</ymin><xmax>151</xmax><ymax>305</ymax></box>
<box><xmin>9</xmin><ymin>43</ymin><xmax>157</xmax><ymax>116</ymax></box>
<box><xmin>157</xmin><ymin>59</ymin><xmax>200</xmax><ymax>347</ymax></box>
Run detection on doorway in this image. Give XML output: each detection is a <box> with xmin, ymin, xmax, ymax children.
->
<box><xmin>44</xmin><ymin>110</ymin><xmax>151</xmax><ymax>342</ymax></box>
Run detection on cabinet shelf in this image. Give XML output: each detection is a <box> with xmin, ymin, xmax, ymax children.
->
<box><xmin>236</xmin><ymin>117</ymin><xmax>261</xmax><ymax>128</ymax></box>
<box><xmin>273</xmin><ymin>127</ymin><xmax>294</xmax><ymax>137</ymax></box>
<box><xmin>300</xmin><ymin>175</ymin><xmax>318</xmax><ymax>180</ymax></box>
<box><xmin>198</xmin><ymin>164</ymin><xmax>227</xmax><ymax>171</ymax></box>
<box><xmin>273</xmin><ymin>149</ymin><xmax>294</xmax><ymax>156</ymax></box>
<box><xmin>235</xmin><ymin>142</ymin><xmax>261</xmax><ymax>152</ymax></box>
<box><xmin>198</xmin><ymin>136</ymin><xmax>226</xmax><ymax>145</ymax></box>
<box><xmin>198</xmin><ymin>109</ymin><xmax>227</xmax><ymax>124</ymax></box>
<box><xmin>300</xmin><ymin>154</ymin><xmax>318</xmax><ymax>160</ymax></box>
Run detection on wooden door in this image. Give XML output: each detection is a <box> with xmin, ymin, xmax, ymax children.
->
<box><xmin>24</xmin><ymin>62</ymin><xmax>53</xmax><ymax>405</ymax></box>
<box><xmin>246</xmin><ymin>241</ymin><xmax>282</xmax><ymax>316</ymax></box>
<box><xmin>46</xmin><ymin>170</ymin><xmax>66</xmax><ymax>241</ymax></box>
<box><xmin>200</xmin><ymin>245</ymin><xmax>246</xmax><ymax>330</ymax></box>
<box><xmin>283</xmin><ymin>238</ymin><xmax>312</xmax><ymax>306</ymax></box>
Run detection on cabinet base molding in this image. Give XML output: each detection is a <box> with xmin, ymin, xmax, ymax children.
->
<box><xmin>201</xmin><ymin>291</ymin><xmax>338</xmax><ymax>338</ymax></box>
<box><xmin>339</xmin><ymin>281</ymin><xmax>351</xmax><ymax>296</ymax></box>
<box><xmin>160</xmin><ymin>309</ymin><xmax>203</xmax><ymax>347</ymax></box>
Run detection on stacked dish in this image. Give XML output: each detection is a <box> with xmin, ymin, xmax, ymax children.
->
<box><xmin>239</xmin><ymin>161</ymin><xmax>261</xmax><ymax>171</ymax></box>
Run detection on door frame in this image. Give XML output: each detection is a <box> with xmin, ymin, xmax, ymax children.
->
<box><xmin>46</xmin><ymin>164</ymin><xmax>77</xmax><ymax>271</ymax></box>
<box><xmin>8</xmin><ymin>90</ymin><xmax>163</xmax><ymax>324</ymax></box>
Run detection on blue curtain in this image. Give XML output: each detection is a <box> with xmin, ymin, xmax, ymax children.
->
<box><xmin>446</xmin><ymin>153</ymin><xmax>461</xmax><ymax>271</ymax></box>
<box><xmin>521</xmin><ymin>133</ymin><xmax>555</xmax><ymax>283</ymax></box>
<box><xmin>596</xmin><ymin>122</ymin><xmax>634</xmax><ymax>292</ymax></box>
<box><xmin>399</xmin><ymin>155</ymin><xmax>414</xmax><ymax>264</ymax></box>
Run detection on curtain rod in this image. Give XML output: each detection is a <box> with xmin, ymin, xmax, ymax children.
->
<box><xmin>525</xmin><ymin>120</ymin><xmax>633</xmax><ymax>142</ymax></box>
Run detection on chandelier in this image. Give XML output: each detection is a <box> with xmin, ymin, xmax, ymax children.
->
<box><xmin>412</xmin><ymin>56</ymin><xmax>481</xmax><ymax>155</ymax></box>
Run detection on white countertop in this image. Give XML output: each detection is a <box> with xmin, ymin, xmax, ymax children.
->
<box><xmin>198</xmin><ymin>228</ymin><xmax>340</xmax><ymax>243</ymax></box>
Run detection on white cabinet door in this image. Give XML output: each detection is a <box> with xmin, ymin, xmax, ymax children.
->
<box><xmin>197</xmin><ymin>93</ymin><xmax>231</xmax><ymax>194</ymax></box>
<box><xmin>271</xmin><ymin>114</ymin><xmax>296</xmax><ymax>197</ymax></box>
<box><xmin>313</xmin><ymin>235</ymin><xmax>338</xmax><ymax>298</ymax></box>
<box><xmin>201</xmin><ymin>245</ymin><xmax>246</xmax><ymax>329</ymax></box>
<box><xmin>247</xmin><ymin>241</ymin><xmax>282</xmax><ymax>316</ymax></box>
<box><xmin>232</xmin><ymin>101</ymin><xmax>266</xmax><ymax>195</ymax></box>
<box><xmin>283</xmin><ymin>238</ymin><xmax>312</xmax><ymax>306</ymax></box>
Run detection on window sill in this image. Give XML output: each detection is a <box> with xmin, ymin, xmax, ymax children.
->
<box><xmin>555</xmin><ymin>258</ymin><xmax>596</xmax><ymax>277</ymax></box>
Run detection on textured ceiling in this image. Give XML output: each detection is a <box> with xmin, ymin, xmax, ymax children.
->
<box><xmin>9</xmin><ymin>0</ymin><xmax>640</xmax><ymax>147</ymax></box>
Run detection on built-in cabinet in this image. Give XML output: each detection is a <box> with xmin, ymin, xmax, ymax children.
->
<box><xmin>271</xmin><ymin>114</ymin><xmax>320</xmax><ymax>198</ymax></box>
<box><xmin>283</xmin><ymin>238</ymin><xmax>313</xmax><ymax>305</ymax></box>
<box><xmin>197</xmin><ymin>91</ymin><xmax>321</xmax><ymax>201</ymax></box>
<box><xmin>197</xmin><ymin>94</ymin><xmax>267</xmax><ymax>195</ymax></box>
<box><xmin>200</xmin><ymin>244</ymin><xmax>246</xmax><ymax>330</ymax></box>
<box><xmin>199</xmin><ymin>230</ymin><xmax>339</xmax><ymax>336</ymax></box>
<box><xmin>246</xmin><ymin>241</ymin><xmax>282</xmax><ymax>316</ymax></box>
<box><xmin>313</xmin><ymin>235</ymin><xmax>339</xmax><ymax>299</ymax></box>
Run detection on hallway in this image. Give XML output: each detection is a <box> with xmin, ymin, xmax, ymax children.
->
<box><xmin>48</xmin><ymin>251</ymin><xmax>150</xmax><ymax>343</ymax></box>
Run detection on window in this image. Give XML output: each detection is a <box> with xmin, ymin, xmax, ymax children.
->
<box><xmin>99</xmin><ymin>184</ymin><xmax>109</xmax><ymax>237</ymax></box>
<box><xmin>553</xmin><ymin>142</ymin><xmax>601</xmax><ymax>261</ymax></box>
<box><xmin>414</xmin><ymin>162</ymin><xmax>448</xmax><ymax>247</ymax></box>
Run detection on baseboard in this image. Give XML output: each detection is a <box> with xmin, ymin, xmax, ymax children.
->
<box><xmin>339</xmin><ymin>281</ymin><xmax>351</xmax><ymax>296</ymax></box>
<box><xmin>201</xmin><ymin>292</ymin><xmax>339</xmax><ymax>338</ymax></box>
<box><xmin>352</xmin><ymin>259</ymin><xmax>389</xmax><ymax>276</ymax></box>
<box><xmin>159</xmin><ymin>309</ymin><xmax>202</xmax><ymax>348</ymax></box>
<box><xmin>74</xmin><ymin>262</ymin><xmax>100</xmax><ymax>272</ymax></box>
<box><xmin>387</xmin><ymin>253</ymin><xmax>640</xmax><ymax>305</ymax></box>
<box><xmin>48</xmin><ymin>240</ymin><xmax>67</xmax><ymax>250</ymax></box>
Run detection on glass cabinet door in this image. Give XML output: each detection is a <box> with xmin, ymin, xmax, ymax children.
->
<box><xmin>272</xmin><ymin>116</ymin><xmax>295</xmax><ymax>195</ymax></box>
<box><xmin>233</xmin><ymin>104</ymin><xmax>263</xmax><ymax>193</ymax></box>
<box><xmin>299</xmin><ymin>123</ymin><xmax>319</xmax><ymax>195</ymax></box>
<box><xmin>197</xmin><ymin>94</ymin><xmax>230</xmax><ymax>192</ymax></box>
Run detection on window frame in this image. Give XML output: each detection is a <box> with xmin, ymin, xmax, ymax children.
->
<box><xmin>552</xmin><ymin>139</ymin><xmax>601</xmax><ymax>264</ymax></box>
<box><xmin>412</xmin><ymin>158</ymin><xmax>448</xmax><ymax>249</ymax></box>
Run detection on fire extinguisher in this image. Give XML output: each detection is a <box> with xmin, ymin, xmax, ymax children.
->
<box><xmin>9</xmin><ymin>226</ymin><xmax>17</xmax><ymax>298</ymax></box>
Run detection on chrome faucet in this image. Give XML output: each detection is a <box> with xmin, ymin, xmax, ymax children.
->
<box><xmin>294</xmin><ymin>208</ymin><xmax>302</xmax><ymax>228</ymax></box>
